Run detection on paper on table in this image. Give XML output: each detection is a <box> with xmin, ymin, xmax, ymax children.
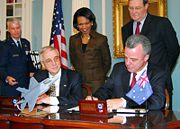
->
<box><xmin>108</xmin><ymin>113</ymin><xmax>144</xmax><ymax>124</ymax></box>
<box><xmin>66</xmin><ymin>106</ymin><xmax>79</xmax><ymax>112</ymax></box>
<box><xmin>67</xmin><ymin>106</ymin><xmax>146</xmax><ymax>114</ymax></box>
<box><xmin>108</xmin><ymin>108</ymin><xmax>147</xmax><ymax>114</ymax></box>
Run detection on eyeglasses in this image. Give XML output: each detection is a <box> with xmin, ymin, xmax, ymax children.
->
<box><xmin>43</xmin><ymin>56</ymin><xmax>60</xmax><ymax>65</ymax></box>
<box><xmin>128</xmin><ymin>6</ymin><xmax>142</xmax><ymax>11</ymax></box>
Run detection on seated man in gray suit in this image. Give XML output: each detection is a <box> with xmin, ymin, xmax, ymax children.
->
<box><xmin>86</xmin><ymin>35</ymin><xmax>167</xmax><ymax>110</ymax></box>
<box><xmin>34</xmin><ymin>46</ymin><xmax>83</xmax><ymax>107</ymax></box>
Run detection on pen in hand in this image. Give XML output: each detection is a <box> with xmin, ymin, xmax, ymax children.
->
<box><xmin>85</xmin><ymin>95</ymin><xmax>98</xmax><ymax>100</ymax></box>
<box><xmin>91</xmin><ymin>93</ymin><xmax>94</xmax><ymax>101</ymax></box>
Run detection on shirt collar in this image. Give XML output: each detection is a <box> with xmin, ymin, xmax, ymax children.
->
<box><xmin>12</xmin><ymin>37</ymin><xmax>21</xmax><ymax>46</ymax></box>
<box><xmin>133</xmin><ymin>13</ymin><xmax>147</xmax><ymax>34</ymax></box>
<box><xmin>135</xmin><ymin>63</ymin><xmax>148</xmax><ymax>80</ymax></box>
<box><xmin>49</xmin><ymin>68</ymin><xmax>61</xmax><ymax>79</ymax></box>
<box><xmin>12</xmin><ymin>37</ymin><xmax>20</xmax><ymax>43</ymax></box>
<box><xmin>133</xmin><ymin>13</ymin><xmax>147</xmax><ymax>25</ymax></box>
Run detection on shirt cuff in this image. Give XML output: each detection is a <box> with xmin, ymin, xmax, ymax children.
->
<box><xmin>50</xmin><ymin>97</ymin><xmax>59</xmax><ymax>105</ymax></box>
<box><xmin>50</xmin><ymin>106</ymin><xmax>59</xmax><ymax>113</ymax></box>
<box><xmin>121</xmin><ymin>97</ymin><xmax>127</xmax><ymax>108</ymax></box>
<box><xmin>121</xmin><ymin>116</ymin><xmax>127</xmax><ymax>124</ymax></box>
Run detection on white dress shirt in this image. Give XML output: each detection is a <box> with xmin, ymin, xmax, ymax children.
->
<box><xmin>129</xmin><ymin>63</ymin><xmax>148</xmax><ymax>86</ymax></box>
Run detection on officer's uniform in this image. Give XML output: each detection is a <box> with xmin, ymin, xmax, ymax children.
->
<box><xmin>0</xmin><ymin>37</ymin><xmax>35</xmax><ymax>96</ymax></box>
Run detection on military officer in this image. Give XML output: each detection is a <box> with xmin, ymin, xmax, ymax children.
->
<box><xmin>0</xmin><ymin>18</ymin><xmax>35</xmax><ymax>96</ymax></box>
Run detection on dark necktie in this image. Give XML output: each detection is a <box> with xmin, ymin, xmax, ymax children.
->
<box><xmin>130</xmin><ymin>73</ymin><xmax>137</xmax><ymax>89</ymax></box>
<box><xmin>17</xmin><ymin>41</ymin><xmax>22</xmax><ymax>53</ymax></box>
<box><xmin>135</xmin><ymin>22</ymin><xmax>141</xmax><ymax>34</ymax></box>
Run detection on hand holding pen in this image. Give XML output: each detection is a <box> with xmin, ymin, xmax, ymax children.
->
<box><xmin>85</xmin><ymin>95</ymin><xmax>98</xmax><ymax>101</ymax></box>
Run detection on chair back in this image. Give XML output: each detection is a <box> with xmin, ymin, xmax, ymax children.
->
<box><xmin>82</xmin><ymin>84</ymin><xmax>92</xmax><ymax>98</ymax></box>
<box><xmin>165</xmin><ymin>89</ymin><xmax>169</xmax><ymax>110</ymax></box>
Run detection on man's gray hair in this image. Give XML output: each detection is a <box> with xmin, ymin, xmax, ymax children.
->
<box><xmin>7</xmin><ymin>18</ymin><xmax>21</xmax><ymax>27</ymax></box>
<box><xmin>125</xmin><ymin>34</ymin><xmax>151</xmax><ymax>56</ymax></box>
<box><xmin>40</xmin><ymin>46</ymin><xmax>59</xmax><ymax>61</ymax></box>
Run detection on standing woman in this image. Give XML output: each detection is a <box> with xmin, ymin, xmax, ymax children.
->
<box><xmin>69</xmin><ymin>7</ymin><xmax>111</xmax><ymax>94</ymax></box>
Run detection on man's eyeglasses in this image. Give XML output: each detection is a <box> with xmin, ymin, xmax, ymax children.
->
<box><xmin>128</xmin><ymin>6</ymin><xmax>142</xmax><ymax>11</ymax></box>
<box><xmin>43</xmin><ymin>56</ymin><xmax>60</xmax><ymax>65</ymax></box>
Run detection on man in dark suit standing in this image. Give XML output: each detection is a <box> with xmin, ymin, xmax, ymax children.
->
<box><xmin>87</xmin><ymin>35</ymin><xmax>166</xmax><ymax>110</ymax></box>
<box><xmin>0</xmin><ymin>18</ymin><xmax>35</xmax><ymax>97</ymax></box>
<box><xmin>122</xmin><ymin>0</ymin><xmax>180</xmax><ymax>109</ymax></box>
<box><xmin>34</xmin><ymin>46</ymin><xmax>83</xmax><ymax>107</ymax></box>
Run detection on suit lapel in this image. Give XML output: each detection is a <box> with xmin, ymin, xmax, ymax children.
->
<box><xmin>85</xmin><ymin>30</ymin><xmax>96</xmax><ymax>50</ymax></box>
<box><xmin>77</xmin><ymin>38</ymin><xmax>83</xmax><ymax>54</ymax></box>
<box><xmin>127</xmin><ymin>21</ymin><xmax>134</xmax><ymax>36</ymax></box>
<box><xmin>79</xmin><ymin>30</ymin><xmax>96</xmax><ymax>53</ymax></box>
<box><xmin>123</xmin><ymin>71</ymin><xmax>131</xmax><ymax>92</ymax></box>
<box><xmin>21</xmin><ymin>39</ymin><xmax>29</xmax><ymax>55</ymax></box>
<box><xmin>129</xmin><ymin>21</ymin><xmax>134</xmax><ymax>34</ymax></box>
<box><xmin>9</xmin><ymin>37</ymin><xmax>18</xmax><ymax>48</ymax></box>
<box><xmin>141</xmin><ymin>14</ymin><xmax>152</xmax><ymax>35</ymax></box>
<box><xmin>147</xmin><ymin>63</ymin><xmax>153</xmax><ymax>81</ymax></box>
<box><xmin>119</xmin><ymin>64</ymin><xmax>131</xmax><ymax>93</ymax></box>
<box><xmin>60</xmin><ymin>68</ymin><xmax>68</xmax><ymax>96</ymax></box>
<box><xmin>8</xmin><ymin>37</ymin><xmax>22</xmax><ymax>55</ymax></box>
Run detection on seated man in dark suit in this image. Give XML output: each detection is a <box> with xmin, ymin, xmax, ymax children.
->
<box><xmin>34</xmin><ymin>46</ymin><xmax>83</xmax><ymax>107</ymax></box>
<box><xmin>86</xmin><ymin>34</ymin><xmax>167</xmax><ymax>110</ymax></box>
<box><xmin>122</xmin><ymin>0</ymin><xmax>180</xmax><ymax>110</ymax></box>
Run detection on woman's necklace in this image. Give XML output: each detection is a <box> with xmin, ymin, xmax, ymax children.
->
<box><xmin>81</xmin><ymin>35</ymin><xmax>90</xmax><ymax>40</ymax></box>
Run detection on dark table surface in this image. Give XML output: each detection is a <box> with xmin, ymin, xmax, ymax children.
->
<box><xmin>0</xmin><ymin>96</ymin><xmax>180</xmax><ymax>129</ymax></box>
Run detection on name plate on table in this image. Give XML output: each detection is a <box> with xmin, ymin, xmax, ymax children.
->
<box><xmin>78</xmin><ymin>100</ymin><xmax>111</xmax><ymax>116</ymax></box>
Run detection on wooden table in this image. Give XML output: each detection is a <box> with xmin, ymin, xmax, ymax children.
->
<box><xmin>0</xmin><ymin>96</ymin><xmax>180</xmax><ymax>129</ymax></box>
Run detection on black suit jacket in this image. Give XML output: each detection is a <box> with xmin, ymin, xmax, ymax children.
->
<box><xmin>33</xmin><ymin>68</ymin><xmax>83</xmax><ymax>105</ymax></box>
<box><xmin>94</xmin><ymin>62</ymin><xmax>167</xmax><ymax>110</ymax></box>
<box><xmin>0</xmin><ymin>37</ymin><xmax>35</xmax><ymax>96</ymax></box>
<box><xmin>122</xmin><ymin>13</ymin><xmax>180</xmax><ymax>73</ymax></box>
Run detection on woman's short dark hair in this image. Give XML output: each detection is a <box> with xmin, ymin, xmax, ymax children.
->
<box><xmin>73</xmin><ymin>7</ymin><xmax>97</xmax><ymax>31</ymax></box>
